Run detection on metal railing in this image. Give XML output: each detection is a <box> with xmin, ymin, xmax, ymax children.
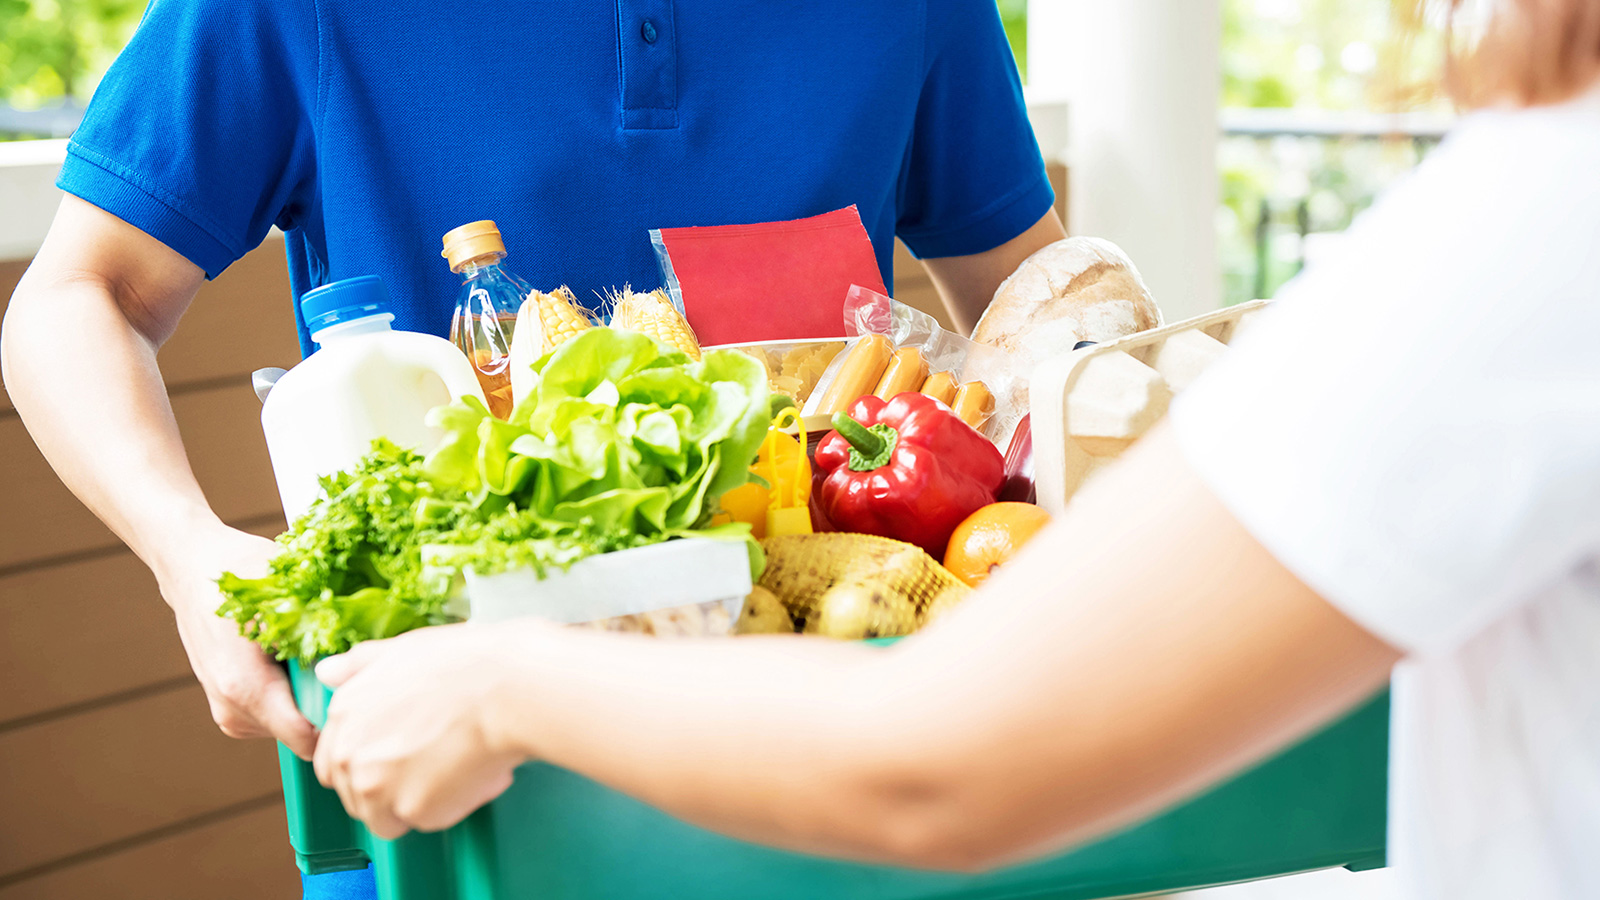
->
<box><xmin>1220</xmin><ymin>107</ymin><xmax>1450</xmax><ymax>302</ymax></box>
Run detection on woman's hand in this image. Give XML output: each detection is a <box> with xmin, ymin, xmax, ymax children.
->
<box><xmin>311</xmin><ymin>623</ymin><xmax>537</xmax><ymax>839</ymax></box>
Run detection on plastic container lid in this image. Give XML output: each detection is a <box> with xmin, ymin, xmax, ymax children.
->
<box><xmin>301</xmin><ymin>276</ymin><xmax>392</xmax><ymax>333</ymax></box>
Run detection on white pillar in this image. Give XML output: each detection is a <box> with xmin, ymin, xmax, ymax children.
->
<box><xmin>1032</xmin><ymin>0</ymin><xmax>1222</xmax><ymax>320</ymax></box>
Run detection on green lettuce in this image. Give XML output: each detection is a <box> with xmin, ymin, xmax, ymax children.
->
<box><xmin>218</xmin><ymin>328</ymin><xmax>771</xmax><ymax>662</ymax></box>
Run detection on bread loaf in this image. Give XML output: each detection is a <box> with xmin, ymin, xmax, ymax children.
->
<box><xmin>972</xmin><ymin>238</ymin><xmax>1162</xmax><ymax>376</ymax></box>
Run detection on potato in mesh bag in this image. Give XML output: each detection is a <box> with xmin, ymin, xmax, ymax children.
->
<box><xmin>742</xmin><ymin>533</ymin><xmax>970</xmax><ymax>639</ymax></box>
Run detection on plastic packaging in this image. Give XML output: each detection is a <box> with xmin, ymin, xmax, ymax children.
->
<box><xmin>709</xmin><ymin>338</ymin><xmax>847</xmax><ymax>410</ymax></box>
<box><xmin>802</xmin><ymin>285</ymin><xmax>1025</xmax><ymax>447</ymax></box>
<box><xmin>442</xmin><ymin>221</ymin><xmax>531</xmax><ymax>419</ymax></box>
<box><xmin>650</xmin><ymin>206</ymin><xmax>884</xmax><ymax>345</ymax></box>
<box><xmin>464</xmin><ymin>538</ymin><xmax>751</xmax><ymax>636</ymax></box>
<box><xmin>260</xmin><ymin>276</ymin><xmax>486</xmax><ymax>521</ymax></box>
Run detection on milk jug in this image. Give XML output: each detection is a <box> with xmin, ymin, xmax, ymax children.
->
<box><xmin>260</xmin><ymin>276</ymin><xmax>486</xmax><ymax>520</ymax></box>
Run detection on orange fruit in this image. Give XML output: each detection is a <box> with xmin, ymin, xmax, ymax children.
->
<box><xmin>942</xmin><ymin>502</ymin><xmax>1052</xmax><ymax>587</ymax></box>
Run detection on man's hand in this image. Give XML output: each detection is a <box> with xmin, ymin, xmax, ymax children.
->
<box><xmin>312</xmin><ymin>624</ymin><xmax>531</xmax><ymax>838</ymax></box>
<box><xmin>163</xmin><ymin>526</ymin><xmax>319</xmax><ymax>759</ymax></box>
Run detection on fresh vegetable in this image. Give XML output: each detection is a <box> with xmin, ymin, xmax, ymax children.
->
<box><xmin>216</xmin><ymin>439</ymin><xmax>468</xmax><ymax>662</ymax></box>
<box><xmin>943</xmin><ymin>502</ymin><xmax>1052</xmax><ymax>587</ymax></box>
<box><xmin>509</xmin><ymin>286</ymin><xmax>596</xmax><ymax>403</ymax></box>
<box><xmin>219</xmin><ymin>327</ymin><xmax>772</xmax><ymax>662</ymax></box>
<box><xmin>750</xmin><ymin>532</ymin><xmax>971</xmax><ymax>639</ymax></box>
<box><xmin>814</xmin><ymin>393</ymin><xmax>1004</xmax><ymax>557</ymax></box>
<box><xmin>609</xmin><ymin>287</ymin><xmax>702</xmax><ymax>361</ymax></box>
<box><xmin>733</xmin><ymin>586</ymin><xmax>791</xmax><ymax>634</ymax></box>
<box><xmin>425</xmin><ymin>327</ymin><xmax>771</xmax><ymax>558</ymax></box>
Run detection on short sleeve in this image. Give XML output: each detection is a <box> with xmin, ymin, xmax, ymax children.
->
<box><xmin>894</xmin><ymin>0</ymin><xmax>1053</xmax><ymax>259</ymax></box>
<box><xmin>1170</xmin><ymin>98</ymin><xmax>1600</xmax><ymax>655</ymax></box>
<box><xmin>58</xmin><ymin>0</ymin><xmax>319</xmax><ymax>278</ymax></box>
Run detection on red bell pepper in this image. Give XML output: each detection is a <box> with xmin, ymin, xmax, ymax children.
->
<box><xmin>815</xmin><ymin>393</ymin><xmax>1005</xmax><ymax>556</ymax></box>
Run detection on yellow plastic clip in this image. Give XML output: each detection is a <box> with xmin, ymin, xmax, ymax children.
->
<box><xmin>763</xmin><ymin>407</ymin><xmax>814</xmax><ymax>537</ymax></box>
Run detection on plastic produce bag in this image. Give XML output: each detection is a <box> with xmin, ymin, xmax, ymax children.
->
<box><xmin>802</xmin><ymin>285</ymin><xmax>1026</xmax><ymax>447</ymax></box>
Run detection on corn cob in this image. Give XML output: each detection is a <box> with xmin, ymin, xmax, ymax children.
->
<box><xmin>509</xmin><ymin>286</ymin><xmax>596</xmax><ymax>405</ymax></box>
<box><xmin>609</xmin><ymin>288</ymin><xmax>702</xmax><ymax>360</ymax></box>
<box><xmin>533</xmin><ymin>286</ymin><xmax>595</xmax><ymax>351</ymax></box>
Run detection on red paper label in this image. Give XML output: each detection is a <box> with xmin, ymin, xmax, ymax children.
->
<box><xmin>655</xmin><ymin>206</ymin><xmax>887</xmax><ymax>345</ymax></box>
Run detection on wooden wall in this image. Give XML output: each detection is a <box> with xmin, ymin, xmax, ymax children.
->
<box><xmin>0</xmin><ymin>243</ymin><xmax>302</xmax><ymax>899</ymax></box>
<box><xmin>0</xmin><ymin>168</ymin><xmax>1062</xmax><ymax>896</ymax></box>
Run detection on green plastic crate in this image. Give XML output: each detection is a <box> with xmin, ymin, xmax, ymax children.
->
<box><xmin>280</xmin><ymin>659</ymin><xmax>1386</xmax><ymax>899</ymax></box>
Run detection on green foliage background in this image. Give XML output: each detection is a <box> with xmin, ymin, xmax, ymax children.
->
<box><xmin>1217</xmin><ymin>0</ymin><xmax>1448</xmax><ymax>304</ymax></box>
<box><xmin>0</xmin><ymin>0</ymin><xmax>142</xmax><ymax>107</ymax></box>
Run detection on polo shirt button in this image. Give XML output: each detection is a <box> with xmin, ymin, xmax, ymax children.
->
<box><xmin>641</xmin><ymin>20</ymin><xmax>658</xmax><ymax>43</ymax></box>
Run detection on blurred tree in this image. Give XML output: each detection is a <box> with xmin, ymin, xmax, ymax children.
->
<box><xmin>1217</xmin><ymin>0</ymin><xmax>1449</xmax><ymax>304</ymax></box>
<box><xmin>997</xmin><ymin>0</ymin><xmax>1026</xmax><ymax>81</ymax></box>
<box><xmin>0</xmin><ymin>0</ymin><xmax>142</xmax><ymax>108</ymax></box>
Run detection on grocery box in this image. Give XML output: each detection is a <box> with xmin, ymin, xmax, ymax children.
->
<box><xmin>279</xmin><ymin>664</ymin><xmax>1386</xmax><ymax>900</ymax></box>
<box><xmin>274</xmin><ymin>299</ymin><xmax>1391</xmax><ymax>898</ymax></box>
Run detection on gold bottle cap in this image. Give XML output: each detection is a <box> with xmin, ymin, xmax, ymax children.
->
<box><xmin>441</xmin><ymin>220</ymin><xmax>507</xmax><ymax>273</ymax></box>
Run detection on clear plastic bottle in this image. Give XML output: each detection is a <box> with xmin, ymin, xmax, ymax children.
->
<box><xmin>441</xmin><ymin>220</ymin><xmax>530</xmax><ymax>419</ymax></box>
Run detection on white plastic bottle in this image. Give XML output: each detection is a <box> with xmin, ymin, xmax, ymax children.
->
<box><xmin>260</xmin><ymin>276</ymin><xmax>486</xmax><ymax>521</ymax></box>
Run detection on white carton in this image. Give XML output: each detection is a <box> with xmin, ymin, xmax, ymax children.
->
<box><xmin>1031</xmin><ymin>300</ymin><xmax>1271</xmax><ymax>514</ymax></box>
<box><xmin>465</xmin><ymin>538</ymin><xmax>752</xmax><ymax>632</ymax></box>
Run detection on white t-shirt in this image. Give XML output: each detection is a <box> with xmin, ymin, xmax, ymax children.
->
<box><xmin>1171</xmin><ymin>86</ymin><xmax>1600</xmax><ymax>899</ymax></box>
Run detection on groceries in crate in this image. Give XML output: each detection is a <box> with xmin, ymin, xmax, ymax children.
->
<box><xmin>942</xmin><ymin>502</ymin><xmax>1052</xmax><ymax>588</ymax></box>
<box><xmin>235</xmin><ymin>210</ymin><xmax>1173</xmax><ymax>661</ymax></box>
<box><xmin>442</xmin><ymin>220</ymin><xmax>533</xmax><ymax>419</ymax></box>
<box><xmin>259</xmin><ymin>277</ymin><xmax>487</xmax><ymax>521</ymax></box>
<box><xmin>814</xmin><ymin>393</ymin><xmax>1005</xmax><ymax>558</ymax></box>
<box><xmin>736</xmin><ymin>533</ymin><xmax>971</xmax><ymax>639</ymax></box>
<box><xmin>223</xmin><ymin>326</ymin><xmax>772</xmax><ymax>661</ymax></box>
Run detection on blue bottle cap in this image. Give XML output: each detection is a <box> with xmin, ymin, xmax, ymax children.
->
<box><xmin>301</xmin><ymin>276</ymin><xmax>392</xmax><ymax>332</ymax></box>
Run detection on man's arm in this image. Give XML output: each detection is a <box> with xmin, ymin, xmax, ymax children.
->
<box><xmin>920</xmin><ymin>210</ymin><xmax>1067</xmax><ymax>335</ymax></box>
<box><xmin>1</xmin><ymin>195</ymin><xmax>317</xmax><ymax>757</ymax></box>
<box><xmin>313</xmin><ymin>424</ymin><xmax>1397</xmax><ymax>864</ymax></box>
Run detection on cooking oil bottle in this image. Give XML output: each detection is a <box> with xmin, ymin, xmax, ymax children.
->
<box><xmin>441</xmin><ymin>220</ymin><xmax>530</xmax><ymax>419</ymax></box>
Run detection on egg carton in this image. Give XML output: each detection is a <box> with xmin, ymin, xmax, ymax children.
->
<box><xmin>1030</xmin><ymin>300</ymin><xmax>1272</xmax><ymax>515</ymax></box>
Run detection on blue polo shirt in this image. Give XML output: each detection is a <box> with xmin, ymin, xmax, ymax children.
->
<box><xmin>59</xmin><ymin>1</ymin><xmax>1048</xmax><ymax>895</ymax></box>
<box><xmin>61</xmin><ymin>0</ymin><xmax>1051</xmax><ymax>356</ymax></box>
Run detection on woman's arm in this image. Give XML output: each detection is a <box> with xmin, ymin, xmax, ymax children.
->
<box><xmin>314</xmin><ymin>424</ymin><xmax>1397</xmax><ymax>868</ymax></box>
<box><xmin>920</xmin><ymin>210</ymin><xmax>1066</xmax><ymax>334</ymax></box>
<box><xmin>1</xmin><ymin>196</ymin><xmax>318</xmax><ymax>756</ymax></box>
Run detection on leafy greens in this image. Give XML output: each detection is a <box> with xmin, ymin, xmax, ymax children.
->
<box><xmin>218</xmin><ymin>328</ymin><xmax>771</xmax><ymax>662</ymax></box>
